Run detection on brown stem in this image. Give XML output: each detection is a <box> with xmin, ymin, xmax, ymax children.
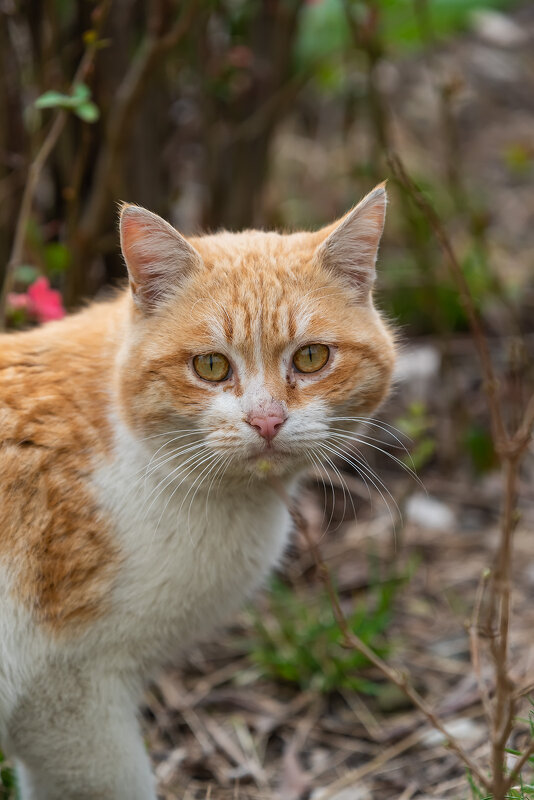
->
<box><xmin>490</xmin><ymin>454</ymin><xmax>520</xmax><ymax>799</ymax></box>
<box><xmin>386</xmin><ymin>151</ymin><xmax>507</xmax><ymax>449</ymax></box>
<box><xmin>469</xmin><ymin>569</ymin><xmax>493</xmax><ymax>722</ymax></box>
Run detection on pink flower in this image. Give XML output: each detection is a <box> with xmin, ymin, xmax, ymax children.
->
<box><xmin>27</xmin><ymin>277</ymin><xmax>65</xmax><ymax>322</ymax></box>
<box><xmin>7</xmin><ymin>277</ymin><xmax>65</xmax><ymax>324</ymax></box>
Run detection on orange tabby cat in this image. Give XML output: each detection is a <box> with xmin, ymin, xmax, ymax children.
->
<box><xmin>0</xmin><ymin>184</ymin><xmax>394</xmax><ymax>799</ymax></box>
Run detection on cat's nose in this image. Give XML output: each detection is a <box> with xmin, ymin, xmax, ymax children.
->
<box><xmin>247</xmin><ymin>412</ymin><xmax>287</xmax><ymax>442</ymax></box>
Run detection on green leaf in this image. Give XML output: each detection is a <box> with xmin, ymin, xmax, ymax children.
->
<box><xmin>72</xmin><ymin>82</ymin><xmax>91</xmax><ymax>102</ymax></box>
<box><xmin>74</xmin><ymin>102</ymin><xmax>100</xmax><ymax>123</ymax></box>
<box><xmin>463</xmin><ymin>425</ymin><xmax>497</xmax><ymax>474</ymax></box>
<box><xmin>44</xmin><ymin>243</ymin><xmax>71</xmax><ymax>276</ymax></box>
<box><xmin>0</xmin><ymin>765</ymin><xmax>16</xmax><ymax>790</ymax></box>
<box><xmin>35</xmin><ymin>84</ymin><xmax>99</xmax><ymax>121</ymax></box>
<box><xmin>35</xmin><ymin>90</ymin><xmax>72</xmax><ymax>109</ymax></box>
<box><xmin>14</xmin><ymin>264</ymin><xmax>39</xmax><ymax>286</ymax></box>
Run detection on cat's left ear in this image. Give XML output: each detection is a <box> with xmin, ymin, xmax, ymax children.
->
<box><xmin>120</xmin><ymin>204</ymin><xmax>203</xmax><ymax>313</ymax></box>
<box><xmin>315</xmin><ymin>183</ymin><xmax>387</xmax><ymax>301</ymax></box>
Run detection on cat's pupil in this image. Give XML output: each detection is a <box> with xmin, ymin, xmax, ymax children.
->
<box><xmin>210</xmin><ymin>354</ymin><xmax>213</xmax><ymax>371</ymax></box>
<box><xmin>308</xmin><ymin>347</ymin><xmax>312</xmax><ymax>363</ymax></box>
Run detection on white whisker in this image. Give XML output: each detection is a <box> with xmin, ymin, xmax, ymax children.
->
<box><xmin>319</xmin><ymin>441</ymin><xmax>400</xmax><ymax>530</ymax></box>
<box><xmin>306</xmin><ymin>451</ymin><xmax>329</xmax><ymax>525</ymax></box>
<box><xmin>151</xmin><ymin>451</ymin><xmax>218</xmax><ymax>543</ymax></box>
<box><xmin>138</xmin><ymin>427</ymin><xmax>209</xmax><ymax>442</ymax></box>
<box><xmin>310</xmin><ymin>448</ymin><xmax>336</xmax><ymax>532</ymax></box>
<box><xmin>142</xmin><ymin>449</ymin><xmax>212</xmax><ymax>519</ymax></box>
<box><xmin>141</xmin><ymin>441</ymin><xmax>206</xmax><ymax>485</ymax></box>
<box><xmin>329</xmin><ymin>416</ymin><xmax>411</xmax><ymax>447</ymax></box>
<box><xmin>329</xmin><ymin>432</ymin><xmax>423</xmax><ymax>488</ymax></box>
<box><xmin>315</xmin><ymin>447</ymin><xmax>357</xmax><ymax>526</ymax></box>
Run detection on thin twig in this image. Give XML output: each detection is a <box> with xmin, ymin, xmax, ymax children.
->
<box><xmin>386</xmin><ymin>151</ymin><xmax>507</xmax><ymax>449</ymax></box>
<box><xmin>469</xmin><ymin>569</ymin><xmax>493</xmax><ymax>723</ymax></box>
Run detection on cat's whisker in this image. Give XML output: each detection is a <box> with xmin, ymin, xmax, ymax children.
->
<box><xmin>310</xmin><ymin>448</ymin><xmax>342</xmax><ymax>534</ymax></box>
<box><xmin>180</xmin><ymin>453</ymin><xmax>225</xmax><ymax>540</ymax></box>
<box><xmin>130</xmin><ymin>434</ymin><xmax>207</xmax><ymax>480</ymax></box>
<box><xmin>319</xmin><ymin>441</ymin><xmax>399</xmax><ymax>530</ymax></box>
<box><xmin>329</xmin><ymin>432</ymin><xmax>424</xmax><ymax>489</ymax></box>
<box><xmin>150</xmin><ymin>451</ymin><xmax>219</xmax><ymax>544</ymax></box>
<box><xmin>329</xmin><ymin>415</ymin><xmax>418</xmax><ymax>474</ymax></box>
<box><xmin>142</xmin><ymin>449</ymin><xmax>212</xmax><ymax>520</ymax></box>
<box><xmin>315</xmin><ymin>446</ymin><xmax>357</xmax><ymax>527</ymax></box>
<box><xmin>141</xmin><ymin>441</ymin><xmax>207</xmax><ymax>485</ymax></box>
<box><xmin>329</xmin><ymin>427</ymin><xmax>406</xmax><ymax>452</ymax></box>
<box><xmin>140</xmin><ymin>431</ymin><xmax>208</xmax><ymax>477</ymax></box>
<box><xmin>187</xmin><ymin>453</ymin><xmax>228</xmax><ymax>538</ymax></box>
<box><xmin>330</xmin><ymin>425</ymin><xmax>417</xmax><ymax>476</ymax></box>
<box><xmin>337</xmin><ymin>447</ymin><xmax>400</xmax><ymax>531</ymax></box>
<box><xmin>142</xmin><ymin>446</ymin><xmax>208</xmax><ymax>502</ymax></box>
<box><xmin>306</xmin><ymin>451</ymin><xmax>330</xmax><ymax>525</ymax></box>
<box><xmin>204</xmin><ymin>453</ymin><xmax>232</xmax><ymax>526</ymax></box>
<box><xmin>329</xmin><ymin>416</ymin><xmax>412</xmax><ymax>447</ymax></box>
<box><xmin>138</xmin><ymin>427</ymin><xmax>210</xmax><ymax>443</ymax></box>
<box><xmin>314</xmin><ymin>449</ymin><xmax>337</xmax><ymax>532</ymax></box>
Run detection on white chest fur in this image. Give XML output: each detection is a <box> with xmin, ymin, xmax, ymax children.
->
<box><xmin>90</xmin><ymin>418</ymin><xmax>293</xmax><ymax>671</ymax></box>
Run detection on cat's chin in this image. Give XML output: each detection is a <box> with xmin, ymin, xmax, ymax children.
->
<box><xmin>241</xmin><ymin>449</ymin><xmax>305</xmax><ymax>479</ymax></box>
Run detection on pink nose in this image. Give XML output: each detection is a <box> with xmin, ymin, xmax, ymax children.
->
<box><xmin>247</xmin><ymin>413</ymin><xmax>287</xmax><ymax>442</ymax></box>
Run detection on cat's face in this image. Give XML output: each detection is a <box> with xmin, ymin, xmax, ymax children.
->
<box><xmin>118</xmin><ymin>186</ymin><xmax>395</xmax><ymax>482</ymax></box>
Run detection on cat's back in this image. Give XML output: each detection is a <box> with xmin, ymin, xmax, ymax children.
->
<box><xmin>0</xmin><ymin>299</ymin><xmax>124</xmax><ymax>448</ymax></box>
<box><xmin>0</xmin><ymin>300</ymin><xmax>124</xmax><ymax>633</ymax></box>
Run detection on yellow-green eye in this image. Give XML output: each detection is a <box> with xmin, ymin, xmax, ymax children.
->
<box><xmin>293</xmin><ymin>344</ymin><xmax>330</xmax><ymax>374</ymax></box>
<box><xmin>193</xmin><ymin>353</ymin><xmax>231</xmax><ymax>382</ymax></box>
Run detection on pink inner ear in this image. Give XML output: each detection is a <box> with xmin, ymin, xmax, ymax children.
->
<box><xmin>120</xmin><ymin>205</ymin><xmax>203</xmax><ymax>313</ymax></box>
<box><xmin>316</xmin><ymin>185</ymin><xmax>387</xmax><ymax>297</ymax></box>
<box><xmin>121</xmin><ymin>215</ymin><xmax>152</xmax><ymax>278</ymax></box>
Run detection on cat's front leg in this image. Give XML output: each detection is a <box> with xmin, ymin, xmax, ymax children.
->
<box><xmin>7</xmin><ymin>666</ymin><xmax>154</xmax><ymax>800</ymax></box>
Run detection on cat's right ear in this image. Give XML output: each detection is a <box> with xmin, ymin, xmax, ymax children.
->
<box><xmin>119</xmin><ymin>204</ymin><xmax>202</xmax><ymax>313</ymax></box>
<box><xmin>314</xmin><ymin>183</ymin><xmax>387</xmax><ymax>303</ymax></box>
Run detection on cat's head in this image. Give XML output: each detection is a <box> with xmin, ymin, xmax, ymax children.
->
<box><xmin>117</xmin><ymin>185</ymin><xmax>395</xmax><ymax>482</ymax></box>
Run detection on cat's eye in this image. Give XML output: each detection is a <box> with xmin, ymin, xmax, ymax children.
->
<box><xmin>193</xmin><ymin>353</ymin><xmax>231</xmax><ymax>382</ymax></box>
<box><xmin>293</xmin><ymin>344</ymin><xmax>330</xmax><ymax>374</ymax></box>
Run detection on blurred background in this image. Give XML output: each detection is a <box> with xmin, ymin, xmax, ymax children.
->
<box><xmin>1</xmin><ymin>1</ymin><xmax>534</xmax><ymax>799</ymax></box>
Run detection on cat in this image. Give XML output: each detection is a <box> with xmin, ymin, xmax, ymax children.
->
<box><xmin>0</xmin><ymin>183</ymin><xmax>395</xmax><ymax>799</ymax></box>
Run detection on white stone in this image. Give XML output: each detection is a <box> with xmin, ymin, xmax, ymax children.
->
<box><xmin>471</xmin><ymin>10</ymin><xmax>528</xmax><ymax>48</ymax></box>
<box><xmin>423</xmin><ymin>718</ymin><xmax>485</xmax><ymax>747</ymax></box>
<box><xmin>394</xmin><ymin>345</ymin><xmax>440</xmax><ymax>384</ymax></box>
<box><xmin>405</xmin><ymin>493</ymin><xmax>455</xmax><ymax>531</ymax></box>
